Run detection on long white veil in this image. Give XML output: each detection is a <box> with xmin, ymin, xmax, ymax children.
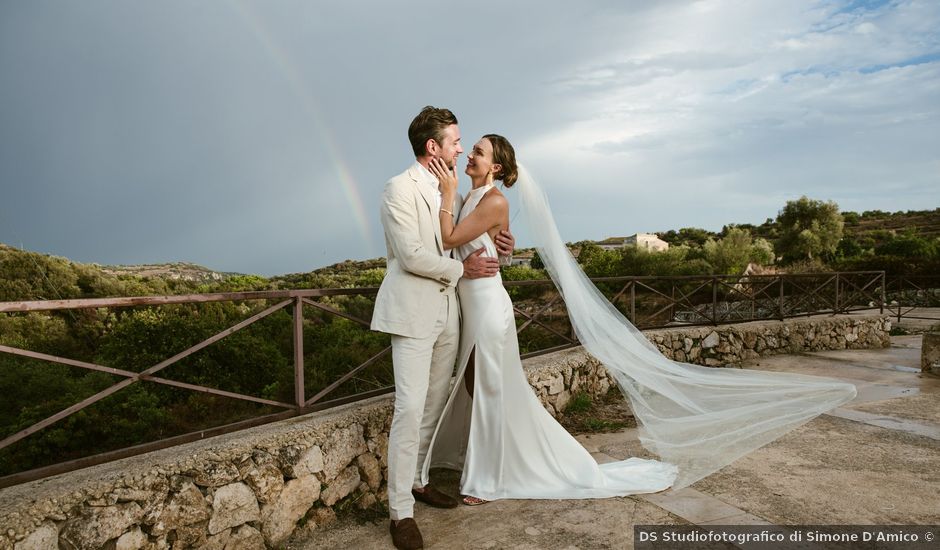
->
<box><xmin>514</xmin><ymin>164</ymin><xmax>857</xmax><ymax>488</ymax></box>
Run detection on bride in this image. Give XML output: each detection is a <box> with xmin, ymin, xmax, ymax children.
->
<box><xmin>423</xmin><ymin>134</ymin><xmax>857</xmax><ymax>504</ymax></box>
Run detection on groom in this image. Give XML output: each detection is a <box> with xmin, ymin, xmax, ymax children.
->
<box><xmin>371</xmin><ymin>106</ymin><xmax>513</xmax><ymax>550</ymax></box>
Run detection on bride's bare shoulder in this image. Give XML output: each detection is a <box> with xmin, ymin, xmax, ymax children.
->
<box><xmin>481</xmin><ymin>187</ymin><xmax>508</xmax><ymax>211</ymax></box>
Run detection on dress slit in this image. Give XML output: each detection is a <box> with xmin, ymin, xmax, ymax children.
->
<box><xmin>463</xmin><ymin>347</ymin><xmax>476</xmax><ymax>397</ymax></box>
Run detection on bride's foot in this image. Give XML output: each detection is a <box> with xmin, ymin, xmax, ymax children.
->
<box><xmin>461</xmin><ymin>495</ymin><xmax>488</xmax><ymax>506</ymax></box>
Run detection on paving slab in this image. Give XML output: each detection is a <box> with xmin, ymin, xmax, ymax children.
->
<box><xmin>290</xmin><ymin>487</ymin><xmax>694</xmax><ymax>550</ymax></box>
<box><xmin>844</xmin><ymin>391</ymin><xmax>940</xmax><ymax>425</ymax></box>
<box><xmin>691</xmin><ymin>415</ymin><xmax>940</xmax><ymax>525</ymax></box>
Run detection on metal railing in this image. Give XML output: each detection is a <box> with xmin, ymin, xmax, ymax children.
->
<box><xmin>884</xmin><ymin>275</ymin><xmax>940</xmax><ymax>323</ymax></box>
<box><xmin>0</xmin><ymin>270</ymin><xmax>927</xmax><ymax>487</ymax></box>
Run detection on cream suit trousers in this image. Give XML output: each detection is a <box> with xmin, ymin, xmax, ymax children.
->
<box><xmin>386</xmin><ymin>290</ymin><xmax>460</xmax><ymax>521</ymax></box>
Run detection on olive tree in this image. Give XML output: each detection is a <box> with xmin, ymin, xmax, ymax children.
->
<box><xmin>775</xmin><ymin>196</ymin><xmax>843</xmax><ymax>262</ymax></box>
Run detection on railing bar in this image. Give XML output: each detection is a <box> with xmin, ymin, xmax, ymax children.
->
<box><xmin>520</xmin><ymin>343</ymin><xmax>579</xmax><ymax>360</ymax></box>
<box><xmin>140</xmin><ymin>299</ymin><xmax>292</xmax><ymax>377</ymax></box>
<box><xmin>0</xmin><ymin>271</ymin><xmax>903</xmax><ymax>312</ymax></box>
<box><xmin>301</xmin><ymin>298</ymin><xmax>371</xmax><ymax>328</ymax></box>
<box><xmin>515</xmin><ymin>295</ymin><xmax>562</xmax><ymax>333</ymax></box>
<box><xmin>609</xmin><ymin>281</ymin><xmax>633</xmax><ymax>304</ymax></box>
<box><xmin>662</xmin><ymin>282</ymin><xmax>717</xmax><ymax>322</ymax></box>
<box><xmin>0</xmin><ymin>271</ymin><xmax>913</xmax><ymax>313</ymax></box>
<box><xmin>0</xmin><ymin>378</ymin><xmax>136</xmax><ymax>451</ymax></box>
<box><xmin>137</xmin><ymin>376</ymin><xmax>294</xmax><ymax>409</ymax></box>
<box><xmin>0</xmin><ymin>345</ymin><xmax>294</xmax><ymax>408</ymax></box>
<box><xmin>515</xmin><ymin>314</ymin><xmax>579</xmax><ymax>345</ymax></box>
<box><xmin>305</xmin><ymin>346</ymin><xmax>392</xmax><ymax>406</ymax></box>
<box><xmin>670</xmin><ymin>280</ymin><xmax>713</xmax><ymax>308</ymax></box>
<box><xmin>645</xmin><ymin>302</ymin><xmax>682</xmax><ymax>325</ymax></box>
<box><xmin>0</xmin><ymin>345</ymin><xmax>139</xmax><ymax>377</ymax></box>
<box><xmin>636</xmin><ymin>279</ymin><xmax>709</xmax><ymax>304</ymax></box>
<box><xmin>0</xmin><ymin>288</ymin><xmax>379</xmax><ymax>313</ymax></box>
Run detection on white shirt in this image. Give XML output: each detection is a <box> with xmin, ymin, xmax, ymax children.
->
<box><xmin>415</xmin><ymin>162</ymin><xmax>442</xmax><ymax>211</ymax></box>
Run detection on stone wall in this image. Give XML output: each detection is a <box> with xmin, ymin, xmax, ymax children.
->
<box><xmin>526</xmin><ymin>314</ymin><xmax>890</xmax><ymax>415</ymax></box>
<box><xmin>1</xmin><ymin>403</ymin><xmax>393</xmax><ymax>550</ymax></box>
<box><xmin>923</xmin><ymin>332</ymin><xmax>940</xmax><ymax>373</ymax></box>
<box><xmin>0</xmin><ymin>314</ymin><xmax>889</xmax><ymax>549</ymax></box>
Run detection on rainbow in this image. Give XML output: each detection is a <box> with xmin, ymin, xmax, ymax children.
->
<box><xmin>230</xmin><ymin>2</ymin><xmax>375</xmax><ymax>255</ymax></box>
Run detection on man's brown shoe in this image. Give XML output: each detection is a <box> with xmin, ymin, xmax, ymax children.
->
<box><xmin>389</xmin><ymin>518</ymin><xmax>424</xmax><ymax>550</ymax></box>
<box><xmin>412</xmin><ymin>485</ymin><xmax>458</xmax><ymax>509</ymax></box>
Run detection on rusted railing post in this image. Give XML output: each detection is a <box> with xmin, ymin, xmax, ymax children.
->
<box><xmin>898</xmin><ymin>277</ymin><xmax>903</xmax><ymax>324</ymax></box>
<box><xmin>880</xmin><ymin>272</ymin><xmax>885</xmax><ymax>314</ymax></box>
<box><xmin>671</xmin><ymin>284</ymin><xmax>676</xmax><ymax>323</ymax></box>
<box><xmin>629</xmin><ymin>281</ymin><xmax>636</xmax><ymax>323</ymax></box>
<box><xmin>293</xmin><ymin>296</ymin><xmax>305</xmax><ymax>409</ymax></box>
<box><xmin>779</xmin><ymin>276</ymin><xmax>785</xmax><ymax>321</ymax></box>
<box><xmin>834</xmin><ymin>273</ymin><xmax>841</xmax><ymax>314</ymax></box>
<box><xmin>712</xmin><ymin>276</ymin><xmax>718</xmax><ymax>325</ymax></box>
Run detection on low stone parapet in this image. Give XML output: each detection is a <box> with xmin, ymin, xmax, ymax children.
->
<box><xmin>527</xmin><ymin>314</ymin><xmax>890</xmax><ymax>414</ymax></box>
<box><xmin>0</xmin><ymin>314</ymin><xmax>889</xmax><ymax>549</ymax></box>
<box><xmin>1</xmin><ymin>400</ymin><xmax>394</xmax><ymax>550</ymax></box>
<box><xmin>923</xmin><ymin>332</ymin><xmax>940</xmax><ymax>373</ymax></box>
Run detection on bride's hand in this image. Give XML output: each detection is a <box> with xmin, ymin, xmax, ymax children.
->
<box><xmin>428</xmin><ymin>157</ymin><xmax>458</xmax><ymax>197</ymax></box>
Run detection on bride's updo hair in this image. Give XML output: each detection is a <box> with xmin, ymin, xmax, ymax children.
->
<box><xmin>483</xmin><ymin>134</ymin><xmax>518</xmax><ymax>188</ymax></box>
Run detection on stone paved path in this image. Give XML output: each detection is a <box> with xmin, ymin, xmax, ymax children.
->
<box><xmin>288</xmin><ymin>335</ymin><xmax>940</xmax><ymax>549</ymax></box>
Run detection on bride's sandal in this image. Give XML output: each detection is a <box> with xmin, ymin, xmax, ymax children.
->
<box><xmin>461</xmin><ymin>495</ymin><xmax>488</xmax><ymax>506</ymax></box>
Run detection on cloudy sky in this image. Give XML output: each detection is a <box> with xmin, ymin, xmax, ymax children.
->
<box><xmin>1</xmin><ymin>0</ymin><xmax>937</xmax><ymax>276</ymax></box>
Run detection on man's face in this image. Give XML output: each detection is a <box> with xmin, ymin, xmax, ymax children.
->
<box><xmin>434</xmin><ymin>124</ymin><xmax>463</xmax><ymax>169</ymax></box>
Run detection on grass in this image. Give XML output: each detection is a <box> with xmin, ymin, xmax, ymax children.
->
<box><xmin>565</xmin><ymin>392</ymin><xmax>593</xmax><ymax>413</ymax></box>
<box><xmin>333</xmin><ymin>492</ymin><xmax>389</xmax><ymax>525</ymax></box>
<box><xmin>558</xmin><ymin>388</ymin><xmax>636</xmax><ymax>434</ymax></box>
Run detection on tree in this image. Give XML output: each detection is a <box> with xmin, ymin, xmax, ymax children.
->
<box><xmin>703</xmin><ymin>227</ymin><xmax>775</xmax><ymax>274</ymax></box>
<box><xmin>574</xmin><ymin>242</ymin><xmax>603</xmax><ymax>267</ymax></box>
<box><xmin>675</xmin><ymin>227</ymin><xmax>714</xmax><ymax>247</ymax></box>
<box><xmin>530</xmin><ymin>250</ymin><xmax>544</xmax><ymax>270</ymax></box>
<box><xmin>836</xmin><ymin>238</ymin><xmax>864</xmax><ymax>259</ymax></box>
<box><xmin>875</xmin><ymin>235</ymin><xmax>938</xmax><ymax>258</ymax></box>
<box><xmin>775</xmin><ymin>196</ymin><xmax>844</xmax><ymax>263</ymax></box>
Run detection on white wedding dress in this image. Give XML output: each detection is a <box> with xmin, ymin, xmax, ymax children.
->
<box><xmin>421</xmin><ymin>183</ymin><xmax>678</xmax><ymax>500</ymax></box>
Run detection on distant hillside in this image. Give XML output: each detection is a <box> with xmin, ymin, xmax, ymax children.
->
<box><xmin>652</xmin><ymin>207</ymin><xmax>940</xmax><ymax>249</ymax></box>
<box><xmin>843</xmin><ymin>208</ymin><xmax>940</xmax><ymax>240</ymax></box>
<box><xmin>0</xmin><ymin>243</ymin><xmax>228</xmax><ymax>302</ymax></box>
<box><xmin>0</xmin><ymin>243</ymin><xmax>393</xmax><ymax>302</ymax></box>
<box><xmin>271</xmin><ymin>258</ymin><xmax>387</xmax><ymax>289</ymax></box>
<box><xmin>101</xmin><ymin>262</ymin><xmax>236</xmax><ymax>284</ymax></box>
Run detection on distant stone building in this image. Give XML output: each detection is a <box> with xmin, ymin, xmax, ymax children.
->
<box><xmin>508</xmin><ymin>250</ymin><xmax>534</xmax><ymax>267</ymax></box>
<box><xmin>597</xmin><ymin>233</ymin><xmax>669</xmax><ymax>252</ymax></box>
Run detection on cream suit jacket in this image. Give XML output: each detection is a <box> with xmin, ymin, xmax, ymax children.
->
<box><xmin>371</xmin><ymin>163</ymin><xmax>464</xmax><ymax>338</ymax></box>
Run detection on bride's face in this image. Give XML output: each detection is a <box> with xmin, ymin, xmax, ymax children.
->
<box><xmin>465</xmin><ymin>138</ymin><xmax>501</xmax><ymax>180</ymax></box>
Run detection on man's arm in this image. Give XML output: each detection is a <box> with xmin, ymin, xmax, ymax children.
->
<box><xmin>381</xmin><ymin>183</ymin><xmax>463</xmax><ymax>285</ymax></box>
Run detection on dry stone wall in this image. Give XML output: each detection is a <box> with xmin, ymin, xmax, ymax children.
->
<box><xmin>526</xmin><ymin>314</ymin><xmax>890</xmax><ymax>415</ymax></box>
<box><xmin>0</xmin><ymin>314</ymin><xmax>889</xmax><ymax>549</ymax></box>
